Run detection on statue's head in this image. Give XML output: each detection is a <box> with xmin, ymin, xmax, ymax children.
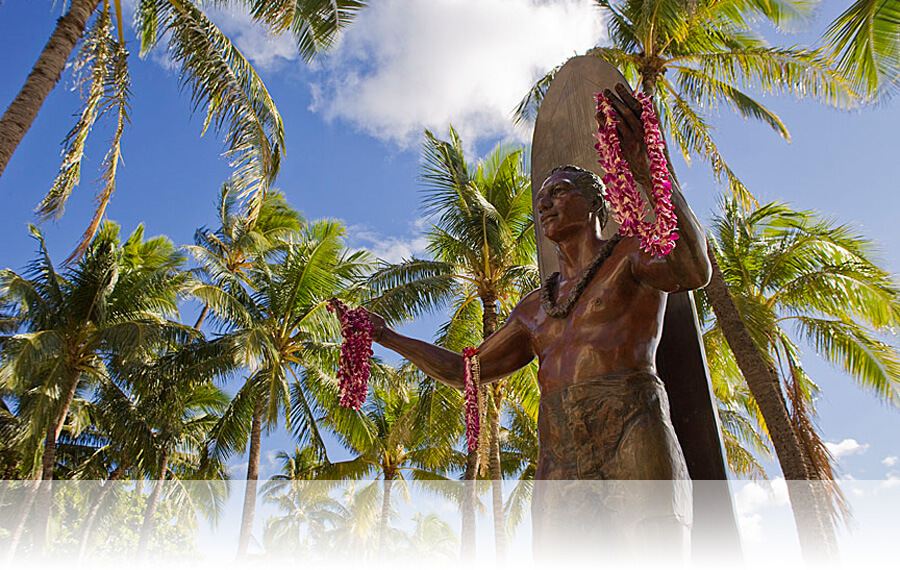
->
<box><xmin>543</xmin><ymin>165</ymin><xmax>609</xmax><ymax>229</ymax></box>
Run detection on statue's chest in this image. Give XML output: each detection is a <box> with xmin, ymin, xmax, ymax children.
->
<box><xmin>533</xmin><ymin>259</ymin><xmax>638</xmax><ymax>347</ymax></box>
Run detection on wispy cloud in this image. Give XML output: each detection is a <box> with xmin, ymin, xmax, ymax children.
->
<box><xmin>734</xmin><ymin>478</ymin><xmax>790</xmax><ymax>516</ymax></box>
<box><xmin>205</xmin><ymin>6</ymin><xmax>300</xmax><ymax>72</ymax></box>
<box><xmin>883</xmin><ymin>456</ymin><xmax>898</xmax><ymax>467</ymax></box>
<box><xmin>348</xmin><ymin>219</ymin><xmax>432</xmax><ymax>263</ymax></box>
<box><xmin>309</xmin><ymin>0</ymin><xmax>605</xmax><ymax>147</ymax></box>
<box><xmin>825</xmin><ymin>438</ymin><xmax>870</xmax><ymax>458</ymax></box>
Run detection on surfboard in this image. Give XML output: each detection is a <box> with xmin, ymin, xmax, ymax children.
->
<box><xmin>530</xmin><ymin>54</ymin><xmax>742</xmax><ymax>559</ymax></box>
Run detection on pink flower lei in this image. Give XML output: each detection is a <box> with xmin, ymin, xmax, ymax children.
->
<box><xmin>462</xmin><ymin>347</ymin><xmax>481</xmax><ymax>453</ymax></box>
<box><xmin>327</xmin><ymin>298</ymin><xmax>374</xmax><ymax>410</ymax></box>
<box><xmin>593</xmin><ymin>91</ymin><xmax>678</xmax><ymax>257</ymax></box>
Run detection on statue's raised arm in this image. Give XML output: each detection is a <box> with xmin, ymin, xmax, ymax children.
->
<box><xmin>601</xmin><ymin>84</ymin><xmax>711</xmax><ymax>293</ymax></box>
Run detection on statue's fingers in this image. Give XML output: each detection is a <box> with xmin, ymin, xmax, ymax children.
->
<box><xmin>604</xmin><ymin>89</ymin><xmax>642</xmax><ymax>138</ymax></box>
<box><xmin>615</xmin><ymin>83</ymin><xmax>643</xmax><ymax>115</ymax></box>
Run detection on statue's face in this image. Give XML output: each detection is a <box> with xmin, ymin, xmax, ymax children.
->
<box><xmin>537</xmin><ymin>172</ymin><xmax>595</xmax><ymax>242</ymax></box>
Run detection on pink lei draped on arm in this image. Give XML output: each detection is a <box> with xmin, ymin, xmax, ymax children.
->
<box><xmin>462</xmin><ymin>347</ymin><xmax>481</xmax><ymax>453</ymax></box>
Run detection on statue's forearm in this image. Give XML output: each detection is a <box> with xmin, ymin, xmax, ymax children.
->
<box><xmin>378</xmin><ymin>328</ymin><xmax>465</xmax><ymax>389</ymax></box>
<box><xmin>667</xmin><ymin>181</ymin><xmax>711</xmax><ymax>288</ymax></box>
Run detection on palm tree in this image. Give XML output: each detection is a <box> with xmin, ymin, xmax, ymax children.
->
<box><xmin>0</xmin><ymin>221</ymin><xmax>191</xmax><ymax>557</ymax></box>
<box><xmin>366</xmin><ymin>126</ymin><xmax>538</xmax><ymax>562</ymax></box>
<box><xmin>824</xmin><ymin>0</ymin><xmax>900</xmax><ymax>99</ymax></box>
<box><xmin>697</xmin><ymin>199</ymin><xmax>900</xmax><ymax>486</ymax></box>
<box><xmin>92</xmin><ymin>338</ymin><xmax>234</xmax><ymax>558</ymax></box>
<box><xmin>193</xmin><ymin>218</ymin><xmax>371</xmax><ymax>560</ymax></box>
<box><xmin>187</xmin><ymin>185</ymin><xmax>303</xmax><ymax>328</ymax></box>
<box><xmin>0</xmin><ymin>0</ymin><xmax>366</xmax><ymax>256</ymax></box>
<box><xmin>261</xmin><ymin>446</ymin><xmax>345</xmax><ymax>560</ymax></box>
<box><xmin>398</xmin><ymin>512</ymin><xmax>458</xmax><ymax>562</ymax></box>
<box><xmin>316</xmin><ymin>383</ymin><xmax>459</xmax><ymax>560</ymax></box>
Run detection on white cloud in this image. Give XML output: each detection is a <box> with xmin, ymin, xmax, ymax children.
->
<box><xmin>738</xmin><ymin>513</ymin><xmax>765</xmax><ymax>544</ymax></box>
<box><xmin>206</xmin><ymin>6</ymin><xmax>300</xmax><ymax>71</ymax></box>
<box><xmin>734</xmin><ymin>478</ymin><xmax>790</xmax><ymax>515</ymax></box>
<box><xmin>309</xmin><ymin>0</ymin><xmax>605</xmax><ymax>147</ymax></box>
<box><xmin>881</xmin><ymin>473</ymin><xmax>900</xmax><ymax>490</ymax></box>
<box><xmin>349</xmin><ymin>220</ymin><xmax>431</xmax><ymax>263</ymax></box>
<box><xmin>883</xmin><ymin>456</ymin><xmax>898</xmax><ymax>467</ymax></box>
<box><xmin>825</xmin><ymin>438</ymin><xmax>870</xmax><ymax>458</ymax></box>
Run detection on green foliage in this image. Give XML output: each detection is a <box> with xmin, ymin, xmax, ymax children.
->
<box><xmin>697</xmin><ymin>200</ymin><xmax>900</xmax><ymax>481</ymax></box>
<box><xmin>0</xmin><ymin>223</ymin><xmax>190</xmax><ymax>478</ymax></box>
<box><xmin>824</xmin><ymin>0</ymin><xmax>900</xmax><ymax>98</ymax></box>
<box><xmin>48</xmin><ymin>482</ymin><xmax>203</xmax><ymax>561</ymax></box>
<box><xmin>193</xmin><ymin>206</ymin><xmax>373</xmax><ymax>468</ymax></box>
<box><xmin>31</xmin><ymin>0</ymin><xmax>367</xmax><ymax>259</ymax></box>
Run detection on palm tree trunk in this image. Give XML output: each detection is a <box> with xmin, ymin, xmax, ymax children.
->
<box><xmin>488</xmin><ymin>388</ymin><xmax>507</xmax><ymax>564</ymax></box>
<box><xmin>31</xmin><ymin>373</ymin><xmax>82</xmax><ymax>554</ymax></box>
<box><xmin>480</xmin><ymin>291</ymin><xmax>507</xmax><ymax>563</ymax></box>
<box><xmin>460</xmin><ymin>450</ymin><xmax>477</xmax><ymax>562</ymax></box>
<box><xmin>77</xmin><ymin>466</ymin><xmax>124</xmax><ymax>563</ymax></box>
<box><xmin>704</xmin><ymin>250</ymin><xmax>810</xmax><ymax>478</ymax></box>
<box><xmin>378</xmin><ymin>475</ymin><xmax>394</xmax><ymax>560</ymax></box>
<box><xmin>704</xmin><ymin>245</ymin><xmax>838</xmax><ymax>562</ymax></box>
<box><xmin>236</xmin><ymin>397</ymin><xmax>264</xmax><ymax>560</ymax></box>
<box><xmin>2</xmin><ymin>479</ymin><xmax>40</xmax><ymax>565</ymax></box>
<box><xmin>137</xmin><ymin>449</ymin><xmax>169</xmax><ymax>558</ymax></box>
<box><xmin>194</xmin><ymin>305</ymin><xmax>210</xmax><ymax>329</ymax></box>
<box><xmin>0</xmin><ymin>0</ymin><xmax>101</xmax><ymax>179</ymax></box>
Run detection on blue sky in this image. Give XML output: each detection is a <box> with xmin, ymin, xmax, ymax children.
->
<box><xmin>2</xmin><ymin>0</ymin><xmax>899</xmax><ymax>551</ymax></box>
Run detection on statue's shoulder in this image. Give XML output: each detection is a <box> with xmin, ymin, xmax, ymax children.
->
<box><xmin>510</xmin><ymin>287</ymin><xmax>543</xmax><ymax>321</ymax></box>
<box><xmin>609</xmin><ymin>234</ymin><xmax>644</xmax><ymax>266</ymax></box>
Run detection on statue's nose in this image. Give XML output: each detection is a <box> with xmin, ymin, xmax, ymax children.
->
<box><xmin>537</xmin><ymin>193</ymin><xmax>552</xmax><ymax>212</ymax></box>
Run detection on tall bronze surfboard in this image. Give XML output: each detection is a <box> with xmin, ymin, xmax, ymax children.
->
<box><xmin>530</xmin><ymin>55</ymin><xmax>742</xmax><ymax>560</ymax></box>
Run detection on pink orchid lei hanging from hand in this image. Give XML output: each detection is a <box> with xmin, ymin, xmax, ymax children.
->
<box><xmin>327</xmin><ymin>298</ymin><xmax>374</xmax><ymax>410</ymax></box>
<box><xmin>462</xmin><ymin>347</ymin><xmax>481</xmax><ymax>453</ymax></box>
<box><xmin>594</xmin><ymin>91</ymin><xmax>678</xmax><ymax>257</ymax></box>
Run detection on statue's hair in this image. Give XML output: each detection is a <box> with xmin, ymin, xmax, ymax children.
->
<box><xmin>548</xmin><ymin>165</ymin><xmax>609</xmax><ymax>228</ymax></box>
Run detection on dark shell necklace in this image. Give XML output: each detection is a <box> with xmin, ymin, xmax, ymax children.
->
<box><xmin>541</xmin><ymin>236</ymin><xmax>623</xmax><ymax>318</ymax></box>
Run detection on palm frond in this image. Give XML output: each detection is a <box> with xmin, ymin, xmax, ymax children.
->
<box><xmin>824</xmin><ymin>0</ymin><xmax>900</xmax><ymax>98</ymax></box>
<box><xmin>793</xmin><ymin>316</ymin><xmax>900</xmax><ymax>405</ymax></box>
<box><xmin>37</xmin><ymin>8</ymin><xmax>115</xmax><ymax>221</ymax></box>
<box><xmin>165</xmin><ymin>1</ymin><xmax>285</xmax><ymax>202</ymax></box>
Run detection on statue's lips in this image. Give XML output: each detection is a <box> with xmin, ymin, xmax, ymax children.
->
<box><xmin>540</xmin><ymin>213</ymin><xmax>558</xmax><ymax>225</ymax></box>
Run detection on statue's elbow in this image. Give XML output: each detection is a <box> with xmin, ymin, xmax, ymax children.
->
<box><xmin>696</xmin><ymin>262</ymin><xmax>712</xmax><ymax>289</ymax></box>
<box><xmin>682</xmin><ymin>251</ymin><xmax>712</xmax><ymax>290</ymax></box>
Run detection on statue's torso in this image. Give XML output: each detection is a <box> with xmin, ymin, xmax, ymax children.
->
<box><xmin>512</xmin><ymin>238</ymin><xmax>685</xmax><ymax>481</ymax></box>
<box><xmin>516</xmin><ymin>239</ymin><xmax>668</xmax><ymax>396</ymax></box>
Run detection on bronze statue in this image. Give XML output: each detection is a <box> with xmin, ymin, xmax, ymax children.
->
<box><xmin>363</xmin><ymin>85</ymin><xmax>712</xmax><ymax>560</ymax></box>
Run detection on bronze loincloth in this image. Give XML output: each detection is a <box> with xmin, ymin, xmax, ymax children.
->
<box><xmin>532</xmin><ymin>372</ymin><xmax>692</xmax><ymax>562</ymax></box>
<box><xmin>536</xmin><ymin>371</ymin><xmax>689</xmax><ymax>480</ymax></box>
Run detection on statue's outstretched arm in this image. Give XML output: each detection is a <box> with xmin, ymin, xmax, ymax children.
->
<box><xmin>370</xmin><ymin>306</ymin><xmax>536</xmax><ymax>390</ymax></box>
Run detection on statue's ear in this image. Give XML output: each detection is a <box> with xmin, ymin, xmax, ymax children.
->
<box><xmin>593</xmin><ymin>198</ymin><xmax>609</xmax><ymax>229</ymax></box>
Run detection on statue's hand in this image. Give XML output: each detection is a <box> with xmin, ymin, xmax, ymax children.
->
<box><xmin>328</xmin><ymin>299</ymin><xmax>388</xmax><ymax>342</ymax></box>
<box><xmin>366</xmin><ymin>310</ymin><xmax>387</xmax><ymax>343</ymax></box>
<box><xmin>603</xmin><ymin>84</ymin><xmax>653</xmax><ymax>186</ymax></box>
